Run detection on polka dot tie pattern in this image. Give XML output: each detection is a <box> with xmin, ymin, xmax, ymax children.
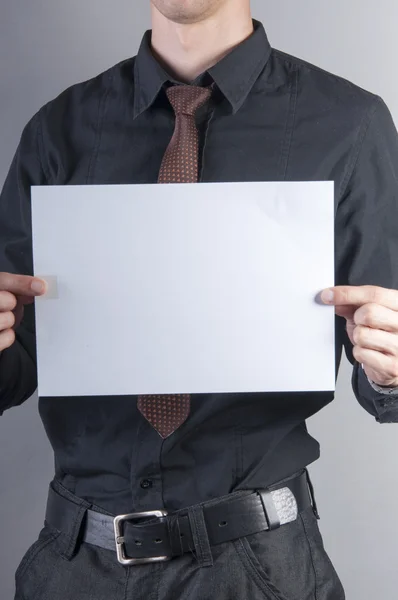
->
<box><xmin>137</xmin><ymin>85</ymin><xmax>212</xmax><ymax>439</ymax></box>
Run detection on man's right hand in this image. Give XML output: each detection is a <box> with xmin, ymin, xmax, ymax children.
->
<box><xmin>0</xmin><ymin>273</ymin><xmax>47</xmax><ymax>351</ymax></box>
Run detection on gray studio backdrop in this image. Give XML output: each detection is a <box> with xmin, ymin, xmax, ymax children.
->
<box><xmin>1</xmin><ymin>1</ymin><xmax>397</xmax><ymax>599</ymax></box>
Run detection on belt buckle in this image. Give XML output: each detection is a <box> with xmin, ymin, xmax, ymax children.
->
<box><xmin>113</xmin><ymin>510</ymin><xmax>170</xmax><ymax>565</ymax></box>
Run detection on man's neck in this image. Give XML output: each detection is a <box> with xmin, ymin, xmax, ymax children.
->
<box><xmin>150</xmin><ymin>3</ymin><xmax>254</xmax><ymax>83</ymax></box>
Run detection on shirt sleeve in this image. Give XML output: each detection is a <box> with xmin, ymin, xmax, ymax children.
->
<box><xmin>335</xmin><ymin>96</ymin><xmax>398</xmax><ymax>423</ymax></box>
<box><xmin>352</xmin><ymin>363</ymin><xmax>398</xmax><ymax>423</ymax></box>
<box><xmin>0</xmin><ymin>110</ymin><xmax>47</xmax><ymax>415</ymax></box>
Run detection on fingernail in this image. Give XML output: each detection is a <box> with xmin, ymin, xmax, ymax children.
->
<box><xmin>31</xmin><ymin>280</ymin><xmax>45</xmax><ymax>294</ymax></box>
<box><xmin>321</xmin><ymin>289</ymin><xmax>334</xmax><ymax>303</ymax></box>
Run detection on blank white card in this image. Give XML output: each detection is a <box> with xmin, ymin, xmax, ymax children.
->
<box><xmin>31</xmin><ymin>181</ymin><xmax>335</xmax><ymax>397</ymax></box>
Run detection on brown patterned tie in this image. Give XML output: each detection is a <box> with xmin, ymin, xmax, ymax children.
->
<box><xmin>137</xmin><ymin>85</ymin><xmax>212</xmax><ymax>438</ymax></box>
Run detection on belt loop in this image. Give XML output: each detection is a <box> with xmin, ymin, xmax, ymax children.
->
<box><xmin>61</xmin><ymin>504</ymin><xmax>88</xmax><ymax>560</ymax></box>
<box><xmin>46</xmin><ymin>481</ymin><xmax>91</xmax><ymax>560</ymax></box>
<box><xmin>258</xmin><ymin>490</ymin><xmax>281</xmax><ymax>531</ymax></box>
<box><xmin>305</xmin><ymin>469</ymin><xmax>320</xmax><ymax>520</ymax></box>
<box><xmin>187</xmin><ymin>505</ymin><xmax>214</xmax><ymax>568</ymax></box>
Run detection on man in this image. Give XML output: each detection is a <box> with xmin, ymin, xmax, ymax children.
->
<box><xmin>1</xmin><ymin>1</ymin><xmax>398</xmax><ymax>598</ymax></box>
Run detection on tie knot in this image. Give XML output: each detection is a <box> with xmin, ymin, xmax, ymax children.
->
<box><xmin>166</xmin><ymin>85</ymin><xmax>212</xmax><ymax>117</ymax></box>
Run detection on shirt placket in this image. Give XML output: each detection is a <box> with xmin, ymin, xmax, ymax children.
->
<box><xmin>130</xmin><ymin>419</ymin><xmax>166</xmax><ymax>510</ymax></box>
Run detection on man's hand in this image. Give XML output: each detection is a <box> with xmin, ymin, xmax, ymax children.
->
<box><xmin>321</xmin><ymin>285</ymin><xmax>398</xmax><ymax>387</ymax></box>
<box><xmin>0</xmin><ymin>273</ymin><xmax>47</xmax><ymax>352</ymax></box>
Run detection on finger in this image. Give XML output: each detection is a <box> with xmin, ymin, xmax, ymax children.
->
<box><xmin>352</xmin><ymin>346</ymin><xmax>398</xmax><ymax>380</ymax></box>
<box><xmin>0</xmin><ymin>290</ymin><xmax>17</xmax><ymax>311</ymax></box>
<box><xmin>0</xmin><ymin>311</ymin><xmax>16</xmax><ymax>331</ymax></box>
<box><xmin>321</xmin><ymin>285</ymin><xmax>398</xmax><ymax>311</ymax></box>
<box><xmin>354</xmin><ymin>303</ymin><xmax>398</xmax><ymax>332</ymax></box>
<box><xmin>0</xmin><ymin>273</ymin><xmax>47</xmax><ymax>297</ymax></box>
<box><xmin>353</xmin><ymin>325</ymin><xmax>398</xmax><ymax>356</ymax></box>
<box><xmin>0</xmin><ymin>328</ymin><xmax>15</xmax><ymax>352</ymax></box>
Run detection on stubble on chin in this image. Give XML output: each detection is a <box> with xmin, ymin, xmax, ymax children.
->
<box><xmin>151</xmin><ymin>0</ymin><xmax>222</xmax><ymax>25</ymax></box>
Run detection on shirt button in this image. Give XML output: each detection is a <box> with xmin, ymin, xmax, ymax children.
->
<box><xmin>140</xmin><ymin>479</ymin><xmax>153</xmax><ymax>489</ymax></box>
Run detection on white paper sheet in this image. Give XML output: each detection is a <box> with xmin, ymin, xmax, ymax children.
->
<box><xmin>31</xmin><ymin>181</ymin><xmax>335</xmax><ymax>397</ymax></box>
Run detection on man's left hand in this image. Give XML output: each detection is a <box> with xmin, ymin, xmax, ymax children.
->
<box><xmin>321</xmin><ymin>285</ymin><xmax>398</xmax><ymax>387</ymax></box>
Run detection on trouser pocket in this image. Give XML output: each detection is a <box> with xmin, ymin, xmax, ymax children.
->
<box><xmin>15</xmin><ymin>524</ymin><xmax>61</xmax><ymax>599</ymax></box>
<box><xmin>233</xmin><ymin>506</ymin><xmax>345</xmax><ymax>600</ymax></box>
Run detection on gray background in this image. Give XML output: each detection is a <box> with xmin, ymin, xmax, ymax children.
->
<box><xmin>1</xmin><ymin>1</ymin><xmax>397</xmax><ymax>598</ymax></box>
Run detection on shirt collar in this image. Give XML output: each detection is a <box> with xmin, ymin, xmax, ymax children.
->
<box><xmin>133</xmin><ymin>20</ymin><xmax>272</xmax><ymax>119</ymax></box>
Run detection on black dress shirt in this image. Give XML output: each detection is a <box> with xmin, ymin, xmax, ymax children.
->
<box><xmin>1</xmin><ymin>21</ymin><xmax>398</xmax><ymax>515</ymax></box>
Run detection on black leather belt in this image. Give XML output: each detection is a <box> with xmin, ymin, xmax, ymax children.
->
<box><xmin>45</xmin><ymin>469</ymin><xmax>317</xmax><ymax>566</ymax></box>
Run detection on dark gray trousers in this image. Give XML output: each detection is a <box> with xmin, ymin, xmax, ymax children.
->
<box><xmin>14</xmin><ymin>503</ymin><xmax>345</xmax><ymax>600</ymax></box>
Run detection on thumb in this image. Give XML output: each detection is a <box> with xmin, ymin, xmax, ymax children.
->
<box><xmin>334</xmin><ymin>305</ymin><xmax>356</xmax><ymax>321</ymax></box>
<box><xmin>13</xmin><ymin>296</ymin><xmax>34</xmax><ymax>328</ymax></box>
<box><xmin>18</xmin><ymin>296</ymin><xmax>35</xmax><ymax>306</ymax></box>
<box><xmin>334</xmin><ymin>305</ymin><xmax>356</xmax><ymax>345</ymax></box>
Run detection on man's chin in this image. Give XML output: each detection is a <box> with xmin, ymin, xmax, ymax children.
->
<box><xmin>151</xmin><ymin>0</ymin><xmax>220</xmax><ymax>25</ymax></box>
